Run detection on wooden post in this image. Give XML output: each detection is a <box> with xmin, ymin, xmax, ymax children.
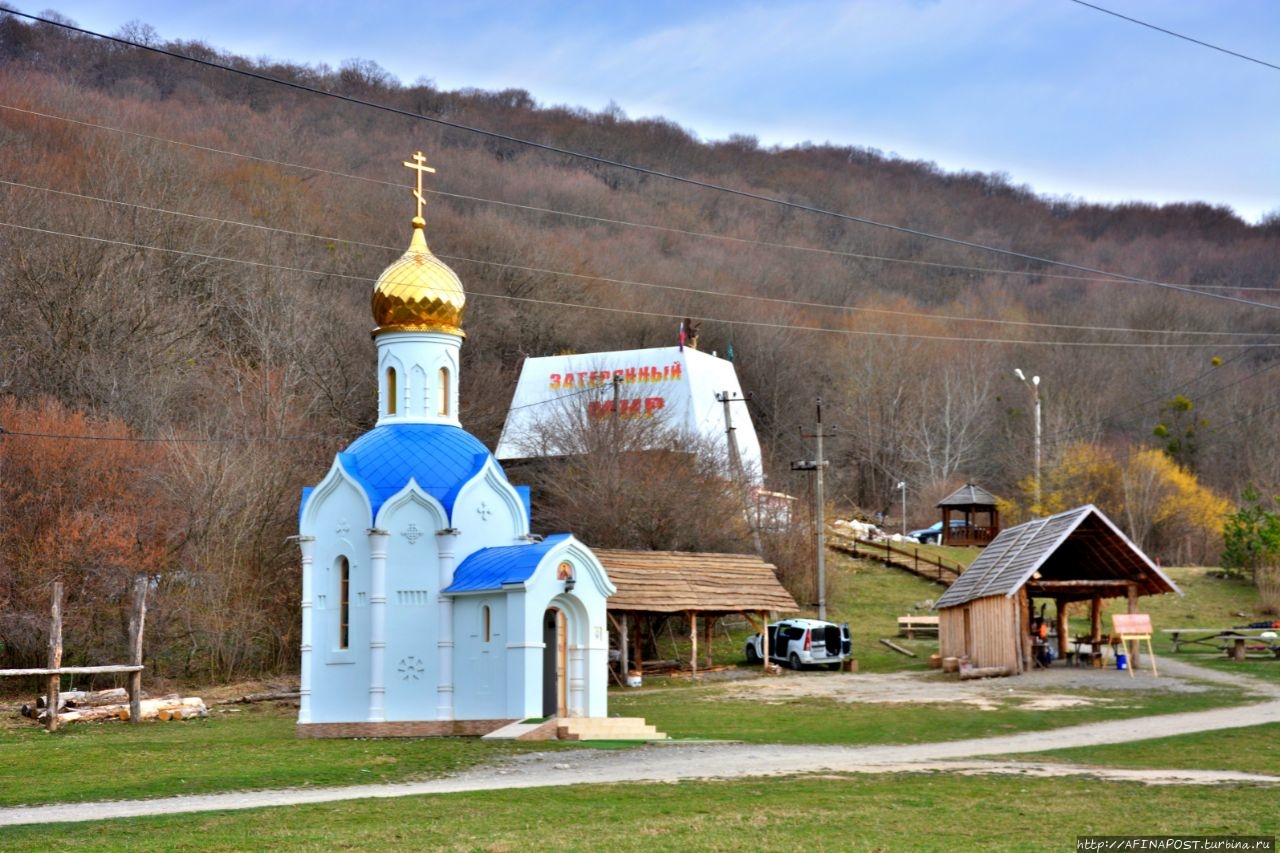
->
<box><xmin>46</xmin><ymin>582</ymin><xmax>64</xmax><ymax>733</ymax></box>
<box><xmin>689</xmin><ymin>612</ymin><xmax>698</xmax><ymax>677</ymax></box>
<box><xmin>619</xmin><ymin>614</ymin><xmax>630</xmax><ymax>678</ymax></box>
<box><xmin>127</xmin><ymin>576</ymin><xmax>147</xmax><ymax>725</ymax></box>
<box><xmin>1017</xmin><ymin>587</ymin><xmax>1031</xmax><ymax>673</ymax></box>
<box><xmin>1126</xmin><ymin>583</ymin><xmax>1140</xmax><ymax>666</ymax></box>
<box><xmin>761</xmin><ymin>612</ymin><xmax>770</xmax><ymax>664</ymax></box>
<box><xmin>1055</xmin><ymin>599</ymin><xmax>1069</xmax><ymax>659</ymax></box>
<box><xmin>1090</xmin><ymin>595</ymin><xmax>1103</xmax><ymax>667</ymax></box>
<box><xmin>703</xmin><ymin>617</ymin><xmax>715</xmax><ymax>669</ymax></box>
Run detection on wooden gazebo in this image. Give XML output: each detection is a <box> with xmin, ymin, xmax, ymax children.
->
<box><xmin>937</xmin><ymin>483</ymin><xmax>1000</xmax><ymax>546</ymax></box>
<box><xmin>594</xmin><ymin>550</ymin><xmax>798</xmax><ymax>678</ymax></box>
<box><xmin>934</xmin><ymin>504</ymin><xmax>1179</xmax><ymax>675</ymax></box>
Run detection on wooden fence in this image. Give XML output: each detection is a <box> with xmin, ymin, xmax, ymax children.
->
<box><xmin>826</xmin><ymin>530</ymin><xmax>965</xmax><ymax>586</ymax></box>
<box><xmin>0</xmin><ymin>578</ymin><xmax>147</xmax><ymax>732</ymax></box>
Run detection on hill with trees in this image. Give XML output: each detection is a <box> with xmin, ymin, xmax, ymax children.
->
<box><xmin>1</xmin><ymin>10</ymin><xmax>1278</xmax><ymax>678</ymax></box>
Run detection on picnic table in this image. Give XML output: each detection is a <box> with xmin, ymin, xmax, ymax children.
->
<box><xmin>1161</xmin><ymin>627</ymin><xmax>1280</xmax><ymax>659</ymax></box>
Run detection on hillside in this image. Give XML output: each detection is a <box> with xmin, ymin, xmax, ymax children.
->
<box><xmin>1</xmin><ymin>11</ymin><xmax>1277</xmax><ymax>678</ymax></box>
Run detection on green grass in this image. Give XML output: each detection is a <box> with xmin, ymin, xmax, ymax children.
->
<box><xmin>609</xmin><ymin>680</ymin><xmax>1249</xmax><ymax>745</ymax></box>
<box><xmin>0</xmin><ymin>774</ymin><xmax>1275</xmax><ymax>852</ymax></box>
<box><xmin>3</xmin><ymin>554</ymin><xmax>1277</xmax><ymax>851</ymax></box>
<box><xmin>0</xmin><ymin>704</ymin><xmax>560</xmax><ymax>808</ymax></box>
<box><xmin>1032</xmin><ymin>721</ymin><xmax>1280</xmax><ymax>776</ymax></box>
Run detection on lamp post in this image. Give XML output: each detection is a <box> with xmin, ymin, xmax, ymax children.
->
<box><xmin>1014</xmin><ymin>368</ymin><xmax>1041</xmax><ymax>511</ymax></box>
<box><xmin>895</xmin><ymin>481</ymin><xmax>906</xmax><ymax>537</ymax></box>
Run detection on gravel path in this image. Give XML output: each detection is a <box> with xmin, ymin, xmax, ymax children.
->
<box><xmin>3</xmin><ymin>658</ymin><xmax>1278</xmax><ymax>827</ymax></box>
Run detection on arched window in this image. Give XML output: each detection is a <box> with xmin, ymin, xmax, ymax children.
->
<box><xmin>338</xmin><ymin>556</ymin><xmax>351</xmax><ymax>649</ymax></box>
<box><xmin>386</xmin><ymin>367</ymin><xmax>398</xmax><ymax>416</ymax></box>
<box><xmin>481</xmin><ymin>604</ymin><xmax>491</xmax><ymax>643</ymax></box>
<box><xmin>437</xmin><ymin>367</ymin><xmax>450</xmax><ymax>416</ymax></box>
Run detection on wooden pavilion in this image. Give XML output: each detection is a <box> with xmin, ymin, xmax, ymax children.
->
<box><xmin>933</xmin><ymin>504</ymin><xmax>1179</xmax><ymax>675</ymax></box>
<box><xmin>937</xmin><ymin>483</ymin><xmax>1000</xmax><ymax>546</ymax></box>
<box><xmin>594</xmin><ymin>549</ymin><xmax>798</xmax><ymax>678</ymax></box>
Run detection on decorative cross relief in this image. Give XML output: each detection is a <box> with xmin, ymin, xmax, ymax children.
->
<box><xmin>402</xmin><ymin>523</ymin><xmax>423</xmax><ymax>545</ymax></box>
<box><xmin>335</xmin><ymin>519</ymin><xmax>350</xmax><ymax>536</ymax></box>
<box><xmin>398</xmin><ymin>656</ymin><xmax>425</xmax><ymax>681</ymax></box>
<box><xmin>476</xmin><ymin>502</ymin><xmax>492</xmax><ymax>522</ymax></box>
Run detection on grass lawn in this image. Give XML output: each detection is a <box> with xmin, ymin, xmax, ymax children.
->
<box><xmin>0</xmin><ymin>773</ymin><xmax>1275</xmax><ymax>852</ymax></box>
<box><xmin>2</xmin><ymin>554</ymin><xmax>1276</xmax><ymax>851</ymax></box>
<box><xmin>608</xmin><ymin>679</ymin><xmax>1249</xmax><ymax>745</ymax></box>
<box><xmin>1031</xmin><ymin>721</ymin><xmax>1280</xmax><ymax>776</ymax></box>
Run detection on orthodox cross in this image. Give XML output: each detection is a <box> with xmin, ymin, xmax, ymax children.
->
<box><xmin>402</xmin><ymin>151</ymin><xmax>436</xmax><ymax>219</ymax></box>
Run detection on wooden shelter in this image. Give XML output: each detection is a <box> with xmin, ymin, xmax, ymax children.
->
<box><xmin>934</xmin><ymin>504</ymin><xmax>1179</xmax><ymax>675</ymax></box>
<box><xmin>937</xmin><ymin>483</ymin><xmax>1000</xmax><ymax>546</ymax></box>
<box><xmin>595</xmin><ymin>550</ymin><xmax>798</xmax><ymax>677</ymax></box>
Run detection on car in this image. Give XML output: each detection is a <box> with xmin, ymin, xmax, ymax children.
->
<box><xmin>744</xmin><ymin>618</ymin><xmax>852</xmax><ymax>670</ymax></box>
<box><xmin>908</xmin><ymin>519</ymin><xmax>971</xmax><ymax>544</ymax></box>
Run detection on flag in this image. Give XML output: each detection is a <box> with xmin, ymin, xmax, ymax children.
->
<box><xmin>679</xmin><ymin>320</ymin><xmax>685</xmax><ymax>352</ymax></box>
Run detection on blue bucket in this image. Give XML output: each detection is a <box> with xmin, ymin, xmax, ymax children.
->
<box><xmin>1116</xmin><ymin>653</ymin><xmax>1128</xmax><ymax>671</ymax></box>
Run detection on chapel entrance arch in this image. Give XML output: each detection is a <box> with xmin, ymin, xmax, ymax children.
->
<box><xmin>541</xmin><ymin>608</ymin><xmax>567</xmax><ymax>718</ymax></box>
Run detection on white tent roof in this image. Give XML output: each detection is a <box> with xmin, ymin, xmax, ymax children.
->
<box><xmin>496</xmin><ymin>345</ymin><xmax>763</xmax><ymax>484</ymax></box>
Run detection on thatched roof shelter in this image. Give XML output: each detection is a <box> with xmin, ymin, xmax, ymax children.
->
<box><xmin>594</xmin><ymin>550</ymin><xmax>798</xmax><ymax>677</ymax></box>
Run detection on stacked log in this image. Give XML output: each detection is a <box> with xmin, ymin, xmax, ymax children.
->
<box><xmin>21</xmin><ymin>687</ymin><xmax>131</xmax><ymax>719</ymax></box>
<box><xmin>22</xmin><ymin>692</ymin><xmax>207</xmax><ymax>725</ymax></box>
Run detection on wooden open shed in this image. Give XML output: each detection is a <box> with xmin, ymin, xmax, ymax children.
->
<box><xmin>933</xmin><ymin>504</ymin><xmax>1179</xmax><ymax>674</ymax></box>
<box><xmin>594</xmin><ymin>549</ymin><xmax>798</xmax><ymax>678</ymax></box>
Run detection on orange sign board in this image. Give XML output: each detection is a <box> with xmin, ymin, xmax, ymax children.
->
<box><xmin>1112</xmin><ymin>613</ymin><xmax>1153</xmax><ymax>635</ymax></box>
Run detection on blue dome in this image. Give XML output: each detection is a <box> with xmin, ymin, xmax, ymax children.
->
<box><xmin>336</xmin><ymin>423</ymin><xmax>502</xmax><ymax>518</ymax></box>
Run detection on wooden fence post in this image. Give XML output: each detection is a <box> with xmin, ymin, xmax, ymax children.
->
<box><xmin>46</xmin><ymin>582</ymin><xmax>63</xmax><ymax>733</ymax></box>
<box><xmin>127</xmin><ymin>576</ymin><xmax>147</xmax><ymax>725</ymax></box>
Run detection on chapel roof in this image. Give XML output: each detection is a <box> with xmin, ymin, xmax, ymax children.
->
<box><xmin>337</xmin><ymin>422</ymin><xmax>499</xmax><ymax>518</ymax></box>
<box><xmin>444</xmin><ymin>534</ymin><xmax>571</xmax><ymax>593</ymax></box>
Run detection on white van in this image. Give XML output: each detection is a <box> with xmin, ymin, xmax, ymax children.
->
<box><xmin>744</xmin><ymin>618</ymin><xmax>852</xmax><ymax>670</ymax></box>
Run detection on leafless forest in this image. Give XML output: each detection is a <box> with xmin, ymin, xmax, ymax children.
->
<box><xmin>1</xmin><ymin>12</ymin><xmax>1277</xmax><ymax>678</ymax></box>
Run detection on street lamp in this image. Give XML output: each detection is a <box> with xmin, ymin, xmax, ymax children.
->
<box><xmin>895</xmin><ymin>481</ymin><xmax>906</xmax><ymax>537</ymax></box>
<box><xmin>1014</xmin><ymin>368</ymin><xmax>1041</xmax><ymax>511</ymax></box>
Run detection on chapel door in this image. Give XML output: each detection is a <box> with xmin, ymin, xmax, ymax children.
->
<box><xmin>541</xmin><ymin>608</ymin><xmax>567</xmax><ymax>718</ymax></box>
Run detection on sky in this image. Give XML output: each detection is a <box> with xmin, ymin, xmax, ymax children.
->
<box><xmin>22</xmin><ymin>0</ymin><xmax>1280</xmax><ymax>223</ymax></box>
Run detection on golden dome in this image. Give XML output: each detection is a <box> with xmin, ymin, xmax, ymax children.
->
<box><xmin>371</xmin><ymin>217</ymin><xmax>466</xmax><ymax>336</ymax></box>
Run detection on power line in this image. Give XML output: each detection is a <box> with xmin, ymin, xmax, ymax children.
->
<box><xmin>4</xmin><ymin>218</ymin><xmax>1275</xmax><ymax>349</ymax></box>
<box><xmin>7</xmin><ymin>9</ymin><xmax>1280</xmax><ymax>315</ymax></box>
<box><xmin>1067</xmin><ymin>0</ymin><xmax>1280</xmax><ymax>72</ymax></box>
<box><xmin>4</xmin><ymin>176</ymin><xmax>1273</xmax><ymax>338</ymax></box>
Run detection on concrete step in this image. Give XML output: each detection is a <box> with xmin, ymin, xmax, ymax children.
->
<box><xmin>555</xmin><ymin>716</ymin><xmax>667</xmax><ymax>741</ymax></box>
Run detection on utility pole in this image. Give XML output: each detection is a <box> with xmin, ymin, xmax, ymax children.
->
<box><xmin>896</xmin><ymin>480</ymin><xmax>907</xmax><ymax>537</ymax></box>
<box><xmin>792</xmin><ymin>398</ymin><xmax>831</xmax><ymax>621</ymax></box>
<box><xmin>717</xmin><ymin>390</ymin><xmax>762</xmax><ymax>556</ymax></box>
<box><xmin>1014</xmin><ymin>369</ymin><xmax>1042</xmax><ymax>511</ymax></box>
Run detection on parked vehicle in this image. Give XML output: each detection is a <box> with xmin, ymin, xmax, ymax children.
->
<box><xmin>744</xmin><ymin>618</ymin><xmax>852</xmax><ymax>670</ymax></box>
<box><xmin>908</xmin><ymin>519</ymin><xmax>971</xmax><ymax>544</ymax></box>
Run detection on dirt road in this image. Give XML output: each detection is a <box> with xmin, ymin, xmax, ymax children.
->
<box><xmin>3</xmin><ymin>658</ymin><xmax>1277</xmax><ymax>827</ymax></box>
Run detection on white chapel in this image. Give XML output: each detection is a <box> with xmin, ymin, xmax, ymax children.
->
<box><xmin>296</xmin><ymin>153</ymin><xmax>615</xmax><ymax>737</ymax></box>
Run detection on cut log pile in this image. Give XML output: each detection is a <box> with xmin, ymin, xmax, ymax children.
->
<box><xmin>19</xmin><ymin>688</ymin><xmax>207</xmax><ymax>725</ymax></box>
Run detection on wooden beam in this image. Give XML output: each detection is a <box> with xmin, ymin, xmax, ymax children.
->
<box><xmin>1027</xmin><ymin>579</ymin><xmax>1134</xmax><ymax>588</ymax></box>
<box><xmin>0</xmin><ymin>665</ymin><xmax>145</xmax><ymax>677</ymax></box>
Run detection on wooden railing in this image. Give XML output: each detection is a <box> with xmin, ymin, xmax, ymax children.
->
<box><xmin>826</xmin><ymin>530</ymin><xmax>966</xmax><ymax>586</ymax></box>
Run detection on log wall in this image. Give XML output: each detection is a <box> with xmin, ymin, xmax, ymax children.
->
<box><xmin>939</xmin><ymin>595</ymin><xmax>1021</xmax><ymax>673</ymax></box>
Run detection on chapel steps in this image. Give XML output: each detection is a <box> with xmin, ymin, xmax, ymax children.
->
<box><xmin>555</xmin><ymin>716</ymin><xmax>667</xmax><ymax>741</ymax></box>
<box><xmin>483</xmin><ymin>716</ymin><xmax>666</xmax><ymax>741</ymax></box>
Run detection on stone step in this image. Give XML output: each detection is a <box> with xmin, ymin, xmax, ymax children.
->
<box><xmin>555</xmin><ymin>716</ymin><xmax>667</xmax><ymax>741</ymax></box>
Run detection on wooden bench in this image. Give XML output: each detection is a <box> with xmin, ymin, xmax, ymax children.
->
<box><xmin>897</xmin><ymin>615</ymin><xmax>939</xmax><ymax>639</ymax></box>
